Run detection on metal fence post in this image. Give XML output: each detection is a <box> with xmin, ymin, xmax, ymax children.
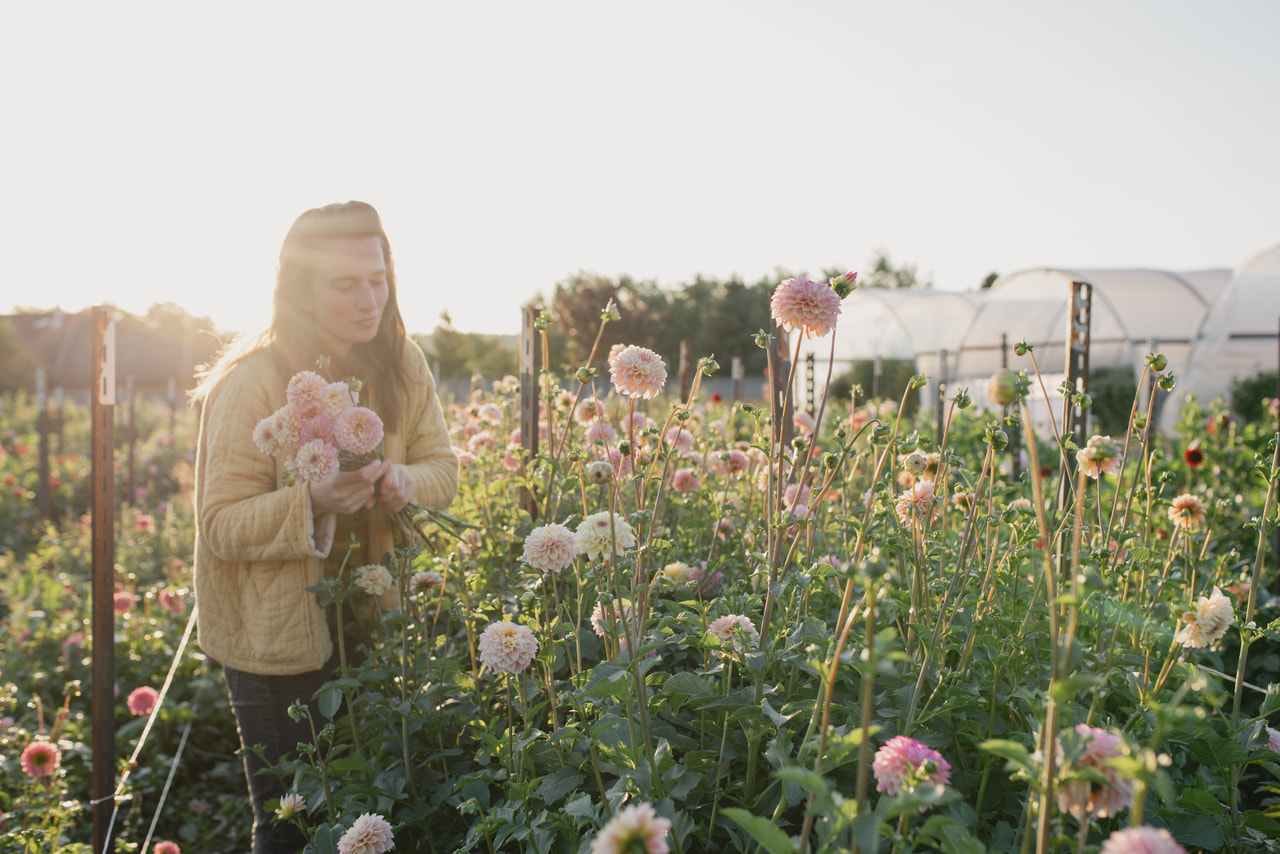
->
<box><xmin>91</xmin><ymin>307</ymin><xmax>117</xmax><ymax>854</ymax></box>
<box><xmin>519</xmin><ymin>307</ymin><xmax>540</xmax><ymax>520</ymax></box>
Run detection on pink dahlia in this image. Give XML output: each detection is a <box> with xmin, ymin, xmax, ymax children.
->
<box><xmin>477</xmin><ymin>402</ymin><xmax>504</xmax><ymax>425</ymax></box>
<box><xmin>664</xmin><ymin>427</ymin><xmax>695</xmax><ymax>454</ymax></box>
<box><xmin>895</xmin><ymin>480</ymin><xmax>936</xmax><ymax>526</ymax></box>
<box><xmin>591</xmin><ymin>600</ymin><xmax>642</xmax><ymax>652</ymax></box>
<box><xmin>158</xmin><ymin>587</ymin><xmax>186</xmax><ymax>615</ymax></box>
<box><xmin>590</xmin><ymin>802</ymin><xmax>671</xmax><ymax>854</ymax></box>
<box><xmin>354</xmin><ymin>565</ymin><xmax>395</xmax><ymax>597</ymax></box>
<box><xmin>20</xmin><ymin>739</ymin><xmax>61</xmax><ymax>778</ymax></box>
<box><xmin>127</xmin><ymin>686</ymin><xmax>159</xmax><ymax>716</ymax></box>
<box><xmin>1099</xmin><ymin>826</ymin><xmax>1186</xmax><ymax>854</ymax></box>
<box><xmin>478</xmin><ymin>621</ymin><xmax>539</xmax><ymax>675</ymax></box>
<box><xmin>300</xmin><ymin>414</ymin><xmax>337</xmax><ymax>445</ymax></box>
<box><xmin>671</xmin><ymin>468</ymin><xmax>701</xmax><ymax>493</ymax></box>
<box><xmin>585</xmin><ymin>421</ymin><xmax>618</xmax><ymax>445</ymax></box>
<box><xmin>253</xmin><ymin>406</ymin><xmax>302</xmax><ymax>459</ymax></box>
<box><xmin>292</xmin><ymin>439</ymin><xmax>340</xmax><ymax>483</ymax></box>
<box><xmin>337</xmin><ymin>812</ymin><xmax>395</xmax><ymax>854</ymax></box>
<box><xmin>410</xmin><ymin>571</ymin><xmax>445</xmax><ymax>594</ymax></box>
<box><xmin>1266</xmin><ymin>726</ymin><xmax>1280</xmax><ymax>754</ymax></box>
<box><xmin>154</xmin><ymin>842</ymin><xmax>181</xmax><ymax>854</ymax></box>
<box><xmin>521</xmin><ymin>523</ymin><xmax>577</xmax><ymax>573</ymax></box>
<box><xmin>770</xmin><ymin>276</ymin><xmax>842</xmax><ymax>339</ymax></box>
<box><xmin>322</xmin><ymin>381</ymin><xmax>356</xmax><ymax>416</ymax></box>
<box><xmin>1174</xmin><ymin>586</ymin><xmax>1234</xmax><ymax>649</ymax></box>
<box><xmin>113</xmin><ymin>589</ymin><xmax>136</xmax><ymax>615</ymax></box>
<box><xmin>609</xmin><ymin>346</ymin><xmax>668</xmax><ymax>400</ymax></box>
<box><xmin>707</xmin><ymin>614</ymin><xmax>759</xmax><ymax>652</ymax></box>
<box><xmin>793</xmin><ymin>410</ymin><xmax>815</xmax><ymax>434</ymax></box>
<box><xmin>873</xmin><ymin>735</ymin><xmax>951</xmax><ymax>796</ymax></box>
<box><xmin>1076</xmin><ymin>435</ymin><xmax>1121</xmax><ymax>479</ymax></box>
<box><xmin>286</xmin><ymin>371</ymin><xmax>328</xmax><ymax>420</ymax></box>
<box><xmin>1167</xmin><ymin>494</ymin><xmax>1206</xmax><ymax>531</ymax></box>
<box><xmin>1057</xmin><ymin>724</ymin><xmax>1134</xmax><ymax>820</ymax></box>
<box><xmin>334</xmin><ymin>407</ymin><xmax>384</xmax><ymax>455</ymax></box>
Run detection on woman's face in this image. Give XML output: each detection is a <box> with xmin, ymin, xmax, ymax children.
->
<box><xmin>306</xmin><ymin>234</ymin><xmax>390</xmax><ymax>356</ymax></box>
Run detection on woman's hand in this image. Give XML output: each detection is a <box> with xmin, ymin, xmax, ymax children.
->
<box><xmin>308</xmin><ymin>461</ymin><xmax>386</xmax><ymax>516</ymax></box>
<box><xmin>375</xmin><ymin>461</ymin><xmax>413</xmax><ymax>515</ymax></box>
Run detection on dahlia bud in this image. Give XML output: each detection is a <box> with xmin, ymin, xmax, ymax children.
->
<box><xmin>602</xmin><ymin>302</ymin><xmax>621</xmax><ymax>322</ymax></box>
<box><xmin>1157</xmin><ymin>372</ymin><xmax>1177</xmax><ymax>391</ymax></box>
<box><xmin>952</xmin><ymin>388</ymin><xmax>972</xmax><ymax>409</ymax></box>
<box><xmin>987</xmin><ymin>427</ymin><xmax>1009</xmax><ymax>451</ymax></box>
<box><xmin>988</xmin><ymin>370</ymin><xmax>1019</xmax><ymax>407</ymax></box>
<box><xmin>1147</xmin><ymin>353</ymin><xmax>1168</xmax><ymax>372</ymax></box>
<box><xmin>829</xmin><ymin>271</ymin><xmax>859</xmax><ymax>298</ymax></box>
<box><xmin>586</xmin><ymin>460</ymin><xmax>614</xmax><ymax>485</ymax></box>
<box><xmin>904</xmin><ymin>451</ymin><xmax>928</xmax><ymax>476</ymax></box>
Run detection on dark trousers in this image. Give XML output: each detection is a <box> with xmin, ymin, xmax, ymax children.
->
<box><xmin>223</xmin><ymin>650</ymin><xmax>339</xmax><ymax>854</ymax></box>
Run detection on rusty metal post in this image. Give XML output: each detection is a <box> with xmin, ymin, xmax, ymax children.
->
<box><xmin>91</xmin><ymin>307</ymin><xmax>117</xmax><ymax>854</ymax></box>
<box><xmin>518</xmin><ymin>307</ymin><xmax>540</xmax><ymax>520</ymax></box>
<box><xmin>126</xmin><ymin>375</ymin><xmax>136</xmax><ymax>506</ymax></box>
<box><xmin>55</xmin><ymin>386</ymin><xmax>65</xmax><ymax>457</ymax></box>
<box><xmin>1059</xmin><ymin>282</ymin><xmax>1092</xmax><ymax>509</ymax></box>
<box><xmin>37</xmin><ymin>368</ymin><xmax>50</xmax><ymax>520</ymax></box>
<box><xmin>804</xmin><ymin>352</ymin><xmax>816</xmax><ymax>417</ymax></box>
<box><xmin>768</xmin><ymin>321</ymin><xmax>794</xmax><ymax>453</ymax></box>
<box><xmin>168</xmin><ymin>377</ymin><xmax>177</xmax><ymax>439</ymax></box>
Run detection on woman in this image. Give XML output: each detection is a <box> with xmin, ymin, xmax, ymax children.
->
<box><xmin>192</xmin><ymin>201</ymin><xmax>459</xmax><ymax>853</ymax></box>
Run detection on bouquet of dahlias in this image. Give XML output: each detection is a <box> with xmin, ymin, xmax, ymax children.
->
<box><xmin>252</xmin><ymin>366</ymin><xmax>471</xmax><ymax>542</ymax></box>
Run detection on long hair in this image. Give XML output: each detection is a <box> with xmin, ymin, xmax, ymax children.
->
<box><xmin>194</xmin><ymin>201</ymin><xmax>411</xmax><ymax>430</ymax></box>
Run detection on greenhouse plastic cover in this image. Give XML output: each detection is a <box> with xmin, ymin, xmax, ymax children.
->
<box><xmin>1163</xmin><ymin>243</ymin><xmax>1280</xmax><ymax>423</ymax></box>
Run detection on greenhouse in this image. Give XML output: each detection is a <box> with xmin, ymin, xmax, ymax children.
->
<box><xmin>1163</xmin><ymin>242</ymin><xmax>1280</xmax><ymax>425</ymax></box>
<box><xmin>796</xmin><ymin>264</ymin><xmax>1244</xmax><ymax>432</ymax></box>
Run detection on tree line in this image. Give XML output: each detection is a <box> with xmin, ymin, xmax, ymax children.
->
<box><xmin>421</xmin><ymin>250</ymin><xmax>942</xmax><ymax>380</ymax></box>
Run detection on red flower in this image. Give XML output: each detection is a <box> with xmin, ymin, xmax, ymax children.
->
<box><xmin>1184</xmin><ymin>445</ymin><xmax>1204</xmax><ymax>468</ymax></box>
<box><xmin>710</xmin><ymin>392</ymin><xmax>723</xmax><ymax>403</ymax></box>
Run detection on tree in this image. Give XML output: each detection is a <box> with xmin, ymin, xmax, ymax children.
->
<box><xmin>421</xmin><ymin>312</ymin><xmax>474</xmax><ymax>379</ymax></box>
<box><xmin>858</xmin><ymin>250</ymin><xmax>932</xmax><ymax>289</ymax></box>
<box><xmin>547</xmin><ymin>274</ymin><xmax>668</xmax><ymax>374</ymax></box>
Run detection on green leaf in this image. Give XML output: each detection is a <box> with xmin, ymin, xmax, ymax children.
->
<box><xmin>981</xmin><ymin>739</ymin><xmax>1034</xmax><ymax>773</ymax></box>
<box><xmin>1167</xmin><ymin>811</ymin><xmax>1225</xmax><ymax>850</ymax></box>
<box><xmin>317</xmin><ymin>686</ymin><xmax>344</xmax><ymax>721</ymax></box>
<box><xmin>1178</xmin><ymin>787</ymin><xmax>1224</xmax><ymax>816</ymax></box>
<box><xmin>663</xmin><ymin>671</ymin><xmax>714</xmax><ymax>701</ymax></box>
<box><xmin>722</xmin><ymin>808</ymin><xmax>797</xmax><ymax>854</ymax></box>
<box><xmin>1260</xmin><ymin>683</ymin><xmax>1280</xmax><ymax>718</ymax></box>
<box><xmin>1049</xmin><ymin>672</ymin><xmax>1102</xmax><ymax>702</ymax></box>
<box><xmin>311</xmin><ymin>823</ymin><xmax>339</xmax><ymax>854</ymax></box>
<box><xmin>564</xmin><ymin>793</ymin><xmax>596</xmax><ymax>819</ymax></box>
<box><xmin>536</xmin><ymin>766</ymin><xmax>585</xmax><ymax>806</ymax></box>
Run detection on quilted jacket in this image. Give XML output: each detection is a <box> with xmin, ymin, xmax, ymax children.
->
<box><xmin>193</xmin><ymin>340</ymin><xmax>459</xmax><ymax>675</ymax></box>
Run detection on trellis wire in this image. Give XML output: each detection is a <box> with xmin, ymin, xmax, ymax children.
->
<box><xmin>138</xmin><ymin>700</ymin><xmax>198</xmax><ymax>854</ymax></box>
<box><xmin>96</xmin><ymin>604</ymin><xmax>199</xmax><ymax>854</ymax></box>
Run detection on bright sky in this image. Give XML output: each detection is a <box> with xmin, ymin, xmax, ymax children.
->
<box><xmin>4</xmin><ymin>1</ymin><xmax>1278</xmax><ymax>338</ymax></box>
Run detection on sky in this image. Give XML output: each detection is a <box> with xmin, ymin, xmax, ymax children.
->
<box><xmin>3</xmin><ymin>1</ymin><xmax>1278</xmax><ymax>339</ymax></box>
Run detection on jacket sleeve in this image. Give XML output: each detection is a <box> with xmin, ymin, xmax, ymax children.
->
<box><xmin>197</xmin><ymin>360</ymin><xmax>334</xmax><ymax>563</ymax></box>
<box><xmin>400</xmin><ymin>343</ymin><xmax>460</xmax><ymax>511</ymax></box>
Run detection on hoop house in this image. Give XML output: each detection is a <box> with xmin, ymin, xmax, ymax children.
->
<box><xmin>793</xmin><ymin>289</ymin><xmax>981</xmax><ymax>410</ymax></box>
<box><xmin>953</xmin><ymin>268</ymin><xmax>1228</xmax><ymax>411</ymax></box>
<box><xmin>1164</xmin><ymin>243</ymin><xmax>1280</xmax><ymax>421</ymax></box>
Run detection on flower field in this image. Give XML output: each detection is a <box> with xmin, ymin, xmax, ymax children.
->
<box><xmin>4</xmin><ymin>293</ymin><xmax>1280</xmax><ymax>853</ymax></box>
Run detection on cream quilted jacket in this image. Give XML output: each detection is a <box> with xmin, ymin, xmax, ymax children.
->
<box><xmin>193</xmin><ymin>341</ymin><xmax>459</xmax><ymax>675</ymax></box>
